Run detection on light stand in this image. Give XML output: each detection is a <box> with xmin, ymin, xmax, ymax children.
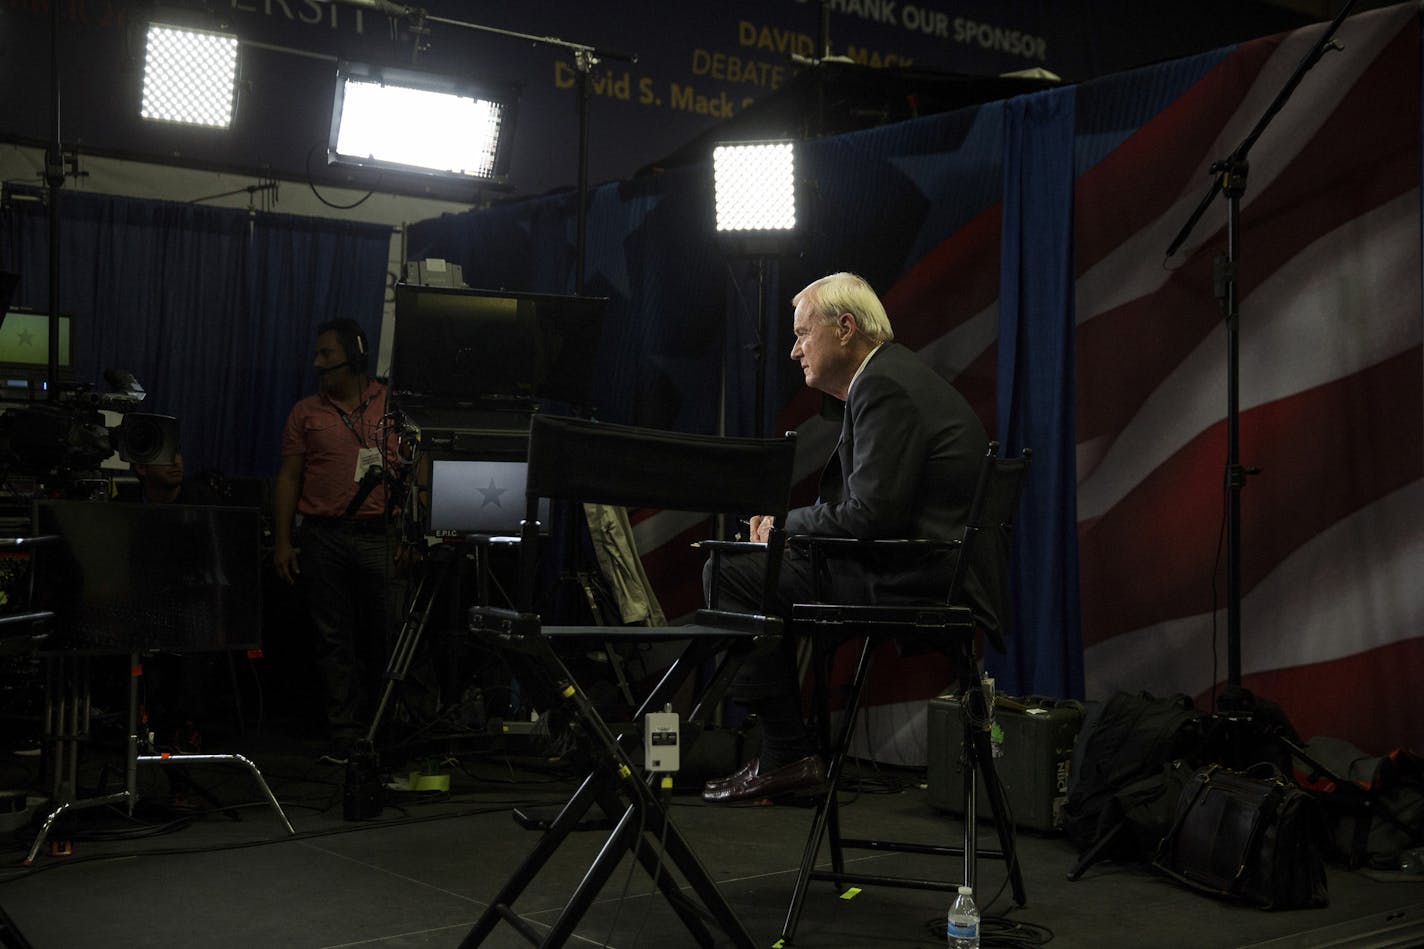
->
<box><xmin>712</xmin><ymin>141</ymin><xmax>799</xmax><ymax>438</ymax></box>
<box><xmin>753</xmin><ymin>257</ymin><xmax>770</xmax><ymax>437</ymax></box>
<box><xmin>421</xmin><ymin>15</ymin><xmax>633</xmax><ymax>294</ymax></box>
<box><xmin>1164</xmin><ymin>0</ymin><xmax>1355</xmax><ymax>693</ymax></box>
<box><xmin>44</xmin><ymin>0</ymin><xmax>63</xmax><ymax>400</ymax></box>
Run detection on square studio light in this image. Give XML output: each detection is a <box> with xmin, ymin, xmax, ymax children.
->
<box><xmin>329</xmin><ymin>62</ymin><xmax>517</xmax><ymax>182</ymax></box>
<box><xmin>713</xmin><ymin>141</ymin><xmax>797</xmax><ymax>239</ymax></box>
<box><xmin>140</xmin><ymin>23</ymin><xmax>239</xmax><ymax>128</ymax></box>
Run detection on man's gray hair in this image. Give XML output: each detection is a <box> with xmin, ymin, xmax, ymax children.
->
<box><xmin>792</xmin><ymin>272</ymin><xmax>895</xmax><ymax>343</ymax></box>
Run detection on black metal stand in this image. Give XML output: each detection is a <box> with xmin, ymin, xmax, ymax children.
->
<box><xmin>458</xmin><ymin>609</ymin><xmax>769</xmax><ymax>948</ymax></box>
<box><xmin>361</xmin><ymin>534</ymin><xmax>522</xmax><ymax>749</ymax></box>
<box><xmin>780</xmin><ymin>612</ymin><xmax>1025</xmax><ymax>944</ymax></box>
<box><xmin>363</xmin><ymin>541</ymin><xmax>458</xmax><ymax>748</ymax></box>
<box><xmin>1163</xmin><ymin>0</ymin><xmax>1356</xmax><ymax>690</ymax></box>
<box><xmin>753</xmin><ymin>257</ymin><xmax>769</xmax><ymax>438</ymax></box>
<box><xmin>26</xmin><ymin>650</ymin><xmax>294</xmax><ymax>864</ymax></box>
<box><xmin>44</xmin><ymin>0</ymin><xmax>64</xmax><ymax>396</ymax></box>
<box><xmin>411</xmin><ymin>10</ymin><xmax>635</xmax><ymax>295</ymax></box>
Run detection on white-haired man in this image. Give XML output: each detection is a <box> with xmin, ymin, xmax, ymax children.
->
<box><xmin>703</xmin><ymin>272</ymin><xmax>1002</xmax><ymax>804</ymax></box>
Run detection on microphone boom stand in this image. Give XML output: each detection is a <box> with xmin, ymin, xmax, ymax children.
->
<box><xmin>1163</xmin><ymin>0</ymin><xmax>1356</xmax><ymax>695</ymax></box>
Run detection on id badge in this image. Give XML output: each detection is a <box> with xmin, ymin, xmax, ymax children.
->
<box><xmin>354</xmin><ymin>446</ymin><xmax>381</xmax><ymax>482</ymax></box>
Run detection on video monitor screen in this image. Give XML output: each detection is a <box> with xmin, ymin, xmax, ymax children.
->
<box><xmin>427</xmin><ymin>457</ymin><xmax>551</xmax><ymax>537</ymax></box>
<box><xmin>0</xmin><ymin>308</ymin><xmax>74</xmax><ymax>380</ymax></box>
<box><xmin>32</xmin><ymin>501</ymin><xmax>262</xmax><ymax>654</ymax></box>
<box><xmin>391</xmin><ymin>284</ymin><xmax>607</xmax><ymax>409</ymax></box>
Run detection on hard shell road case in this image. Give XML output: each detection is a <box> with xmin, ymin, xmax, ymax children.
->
<box><xmin>927</xmin><ymin>692</ymin><xmax>1084</xmax><ymax>833</ymax></box>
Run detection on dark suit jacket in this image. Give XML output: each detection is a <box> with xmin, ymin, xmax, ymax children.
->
<box><xmin>783</xmin><ymin>341</ymin><xmax>1010</xmax><ymax>650</ymax></box>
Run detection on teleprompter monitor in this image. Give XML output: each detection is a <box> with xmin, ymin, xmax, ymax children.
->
<box><xmin>391</xmin><ymin>284</ymin><xmax>607</xmax><ymax>409</ymax></box>
<box><xmin>32</xmin><ymin>501</ymin><xmax>262</xmax><ymax>654</ymax></box>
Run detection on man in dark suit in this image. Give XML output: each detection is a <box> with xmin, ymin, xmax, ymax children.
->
<box><xmin>703</xmin><ymin>271</ymin><xmax>998</xmax><ymax>804</ymax></box>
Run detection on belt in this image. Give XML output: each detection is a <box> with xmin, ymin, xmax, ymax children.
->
<box><xmin>302</xmin><ymin>515</ymin><xmax>389</xmax><ymax>533</ymax></box>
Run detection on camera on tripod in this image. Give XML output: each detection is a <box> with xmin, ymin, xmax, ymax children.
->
<box><xmin>0</xmin><ymin>371</ymin><xmax>179</xmax><ymax>479</ymax></box>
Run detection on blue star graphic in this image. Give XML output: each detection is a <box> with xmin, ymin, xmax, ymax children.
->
<box><xmin>577</xmin><ymin>185</ymin><xmax>664</xmax><ymax>299</ymax></box>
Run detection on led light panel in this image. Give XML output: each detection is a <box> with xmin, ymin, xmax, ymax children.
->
<box><xmin>141</xmin><ymin>24</ymin><xmax>239</xmax><ymax>128</ymax></box>
<box><xmin>332</xmin><ymin>76</ymin><xmax>509</xmax><ymax>180</ymax></box>
<box><xmin>713</xmin><ymin>142</ymin><xmax>797</xmax><ymax>233</ymax></box>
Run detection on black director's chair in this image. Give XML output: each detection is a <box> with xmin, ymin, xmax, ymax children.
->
<box><xmin>460</xmin><ymin>414</ymin><xmax>798</xmax><ymax>949</ymax></box>
<box><xmin>779</xmin><ymin>442</ymin><xmax>1032</xmax><ymax>943</ymax></box>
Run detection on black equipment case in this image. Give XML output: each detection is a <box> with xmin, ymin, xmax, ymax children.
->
<box><xmin>927</xmin><ymin>692</ymin><xmax>1084</xmax><ymax>833</ymax></box>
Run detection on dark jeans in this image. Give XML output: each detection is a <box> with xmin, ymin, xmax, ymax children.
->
<box><xmin>298</xmin><ymin>520</ymin><xmax>403</xmax><ymax>742</ymax></box>
<box><xmin>702</xmin><ymin>545</ymin><xmax>819</xmax><ymax>768</ymax></box>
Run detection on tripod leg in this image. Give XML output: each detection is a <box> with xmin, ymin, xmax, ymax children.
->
<box><xmin>954</xmin><ymin>661</ymin><xmax>1026</xmax><ymax>906</ymax></box>
<box><xmin>364</xmin><ymin>550</ymin><xmax>454</xmax><ymax>745</ymax></box>
<box><xmin>967</xmin><ymin>713</ymin><xmax>1027</xmax><ymax>905</ymax></box>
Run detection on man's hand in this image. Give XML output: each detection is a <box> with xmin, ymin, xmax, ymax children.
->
<box><xmin>273</xmin><ymin>542</ymin><xmax>301</xmax><ymax>584</ymax></box>
<box><xmin>748</xmin><ymin>514</ymin><xmax>775</xmax><ymax>544</ymax></box>
<box><xmin>272</xmin><ymin>453</ymin><xmax>304</xmax><ymax>585</ymax></box>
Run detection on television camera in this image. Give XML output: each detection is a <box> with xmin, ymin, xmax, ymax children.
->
<box><xmin>0</xmin><ymin>370</ymin><xmax>179</xmax><ymax>480</ymax></box>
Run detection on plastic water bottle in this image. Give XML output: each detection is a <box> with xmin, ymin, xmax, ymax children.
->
<box><xmin>947</xmin><ymin>884</ymin><xmax>980</xmax><ymax>948</ymax></box>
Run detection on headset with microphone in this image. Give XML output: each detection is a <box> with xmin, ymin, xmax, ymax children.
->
<box><xmin>317</xmin><ymin>318</ymin><xmax>369</xmax><ymax>376</ymax></box>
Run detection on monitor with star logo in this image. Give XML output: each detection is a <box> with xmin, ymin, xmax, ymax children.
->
<box><xmin>428</xmin><ymin>458</ymin><xmax>550</xmax><ymax>537</ymax></box>
<box><xmin>0</xmin><ymin>306</ymin><xmax>74</xmax><ymax>384</ymax></box>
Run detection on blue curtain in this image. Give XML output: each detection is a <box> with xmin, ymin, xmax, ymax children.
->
<box><xmin>996</xmin><ymin>89</ymin><xmax>1086</xmax><ymax>699</ymax></box>
<box><xmin>1</xmin><ymin>184</ymin><xmax>390</xmax><ymax>478</ymax></box>
<box><xmin>236</xmin><ymin>214</ymin><xmax>392</xmax><ymax>476</ymax></box>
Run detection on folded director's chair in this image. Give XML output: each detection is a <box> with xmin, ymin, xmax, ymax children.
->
<box><xmin>460</xmin><ymin>414</ymin><xmax>798</xmax><ymax>949</ymax></box>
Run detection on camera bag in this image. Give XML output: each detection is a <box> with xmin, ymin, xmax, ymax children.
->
<box><xmin>1153</xmin><ymin>763</ymin><xmax>1328</xmax><ymax>910</ymax></box>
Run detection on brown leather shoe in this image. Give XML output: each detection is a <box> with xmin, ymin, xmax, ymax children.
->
<box><xmin>703</xmin><ymin>757</ymin><xmax>760</xmax><ymax>794</ymax></box>
<box><xmin>702</xmin><ymin>755</ymin><xmax>826</xmax><ymax>805</ymax></box>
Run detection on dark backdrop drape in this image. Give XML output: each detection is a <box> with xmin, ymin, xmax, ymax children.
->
<box><xmin>1</xmin><ymin>185</ymin><xmax>391</xmax><ymax>478</ymax></box>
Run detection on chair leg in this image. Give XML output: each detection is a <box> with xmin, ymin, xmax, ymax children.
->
<box><xmin>781</xmin><ymin>635</ymin><xmax>876</xmax><ymax>943</ymax></box>
<box><xmin>458</xmin><ymin>771</ymin><xmax>608</xmax><ymax>948</ymax></box>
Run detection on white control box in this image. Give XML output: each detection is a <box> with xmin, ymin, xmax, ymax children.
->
<box><xmin>644</xmin><ymin>710</ymin><xmax>680</xmax><ymax>772</ymax></box>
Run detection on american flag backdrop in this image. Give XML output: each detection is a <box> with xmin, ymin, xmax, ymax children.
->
<box><xmin>417</xmin><ymin>3</ymin><xmax>1421</xmax><ymax>763</ymax></box>
<box><xmin>1070</xmin><ymin>3</ymin><xmax>1422</xmax><ymax>754</ymax></box>
<box><xmin>720</xmin><ymin>1</ymin><xmax>1421</xmax><ymax>762</ymax></box>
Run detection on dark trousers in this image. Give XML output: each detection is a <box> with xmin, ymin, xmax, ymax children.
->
<box><xmin>702</xmin><ymin>546</ymin><xmax>819</xmax><ymax>767</ymax></box>
<box><xmin>298</xmin><ymin>521</ymin><xmax>402</xmax><ymax>741</ymax></box>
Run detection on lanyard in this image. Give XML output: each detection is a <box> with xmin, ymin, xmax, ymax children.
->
<box><xmin>335</xmin><ymin>402</ymin><xmax>370</xmax><ymax>449</ymax></box>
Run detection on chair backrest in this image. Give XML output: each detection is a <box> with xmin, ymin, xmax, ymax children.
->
<box><xmin>946</xmin><ymin>442</ymin><xmax>1032</xmax><ymax>615</ymax></box>
<box><xmin>526</xmin><ymin>415</ymin><xmax>797</xmax><ymax>515</ymax></box>
<box><xmin>518</xmin><ymin>414</ymin><xmax>799</xmax><ymax>609</ymax></box>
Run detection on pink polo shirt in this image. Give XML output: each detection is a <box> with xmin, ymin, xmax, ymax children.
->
<box><xmin>280</xmin><ymin>379</ymin><xmax>399</xmax><ymax>519</ymax></box>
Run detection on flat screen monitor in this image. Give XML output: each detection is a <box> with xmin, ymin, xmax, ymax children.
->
<box><xmin>427</xmin><ymin>458</ymin><xmax>550</xmax><ymax>537</ymax></box>
<box><xmin>32</xmin><ymin>501</ymin><xmax>262</xmax><ymax>654</ymax></box>
<box><xmin>391</xmin><ymin>284</ymin><xmax>607</xmax><ymax>409</ymax></box>
<box><xmin>0</xmin><ymin>307</ymin><xmax>74</xmax><ymax>381</ymax></box>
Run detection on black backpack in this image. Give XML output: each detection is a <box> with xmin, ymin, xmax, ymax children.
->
<box><xmin>1064</xmin><ymin>691</ymin><xmax>1209</xmax><ymax>876</ymax></box>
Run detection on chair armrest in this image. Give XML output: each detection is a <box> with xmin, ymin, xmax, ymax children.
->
<box><xmin>786</xmin><ymin>534</ymin><xmax>961</xmax><ymax>553</ymax></box>
<box><xmin>692</xmin><ymin>540</ymin><xmax>766</xmax><ymax>553</ymax></box>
